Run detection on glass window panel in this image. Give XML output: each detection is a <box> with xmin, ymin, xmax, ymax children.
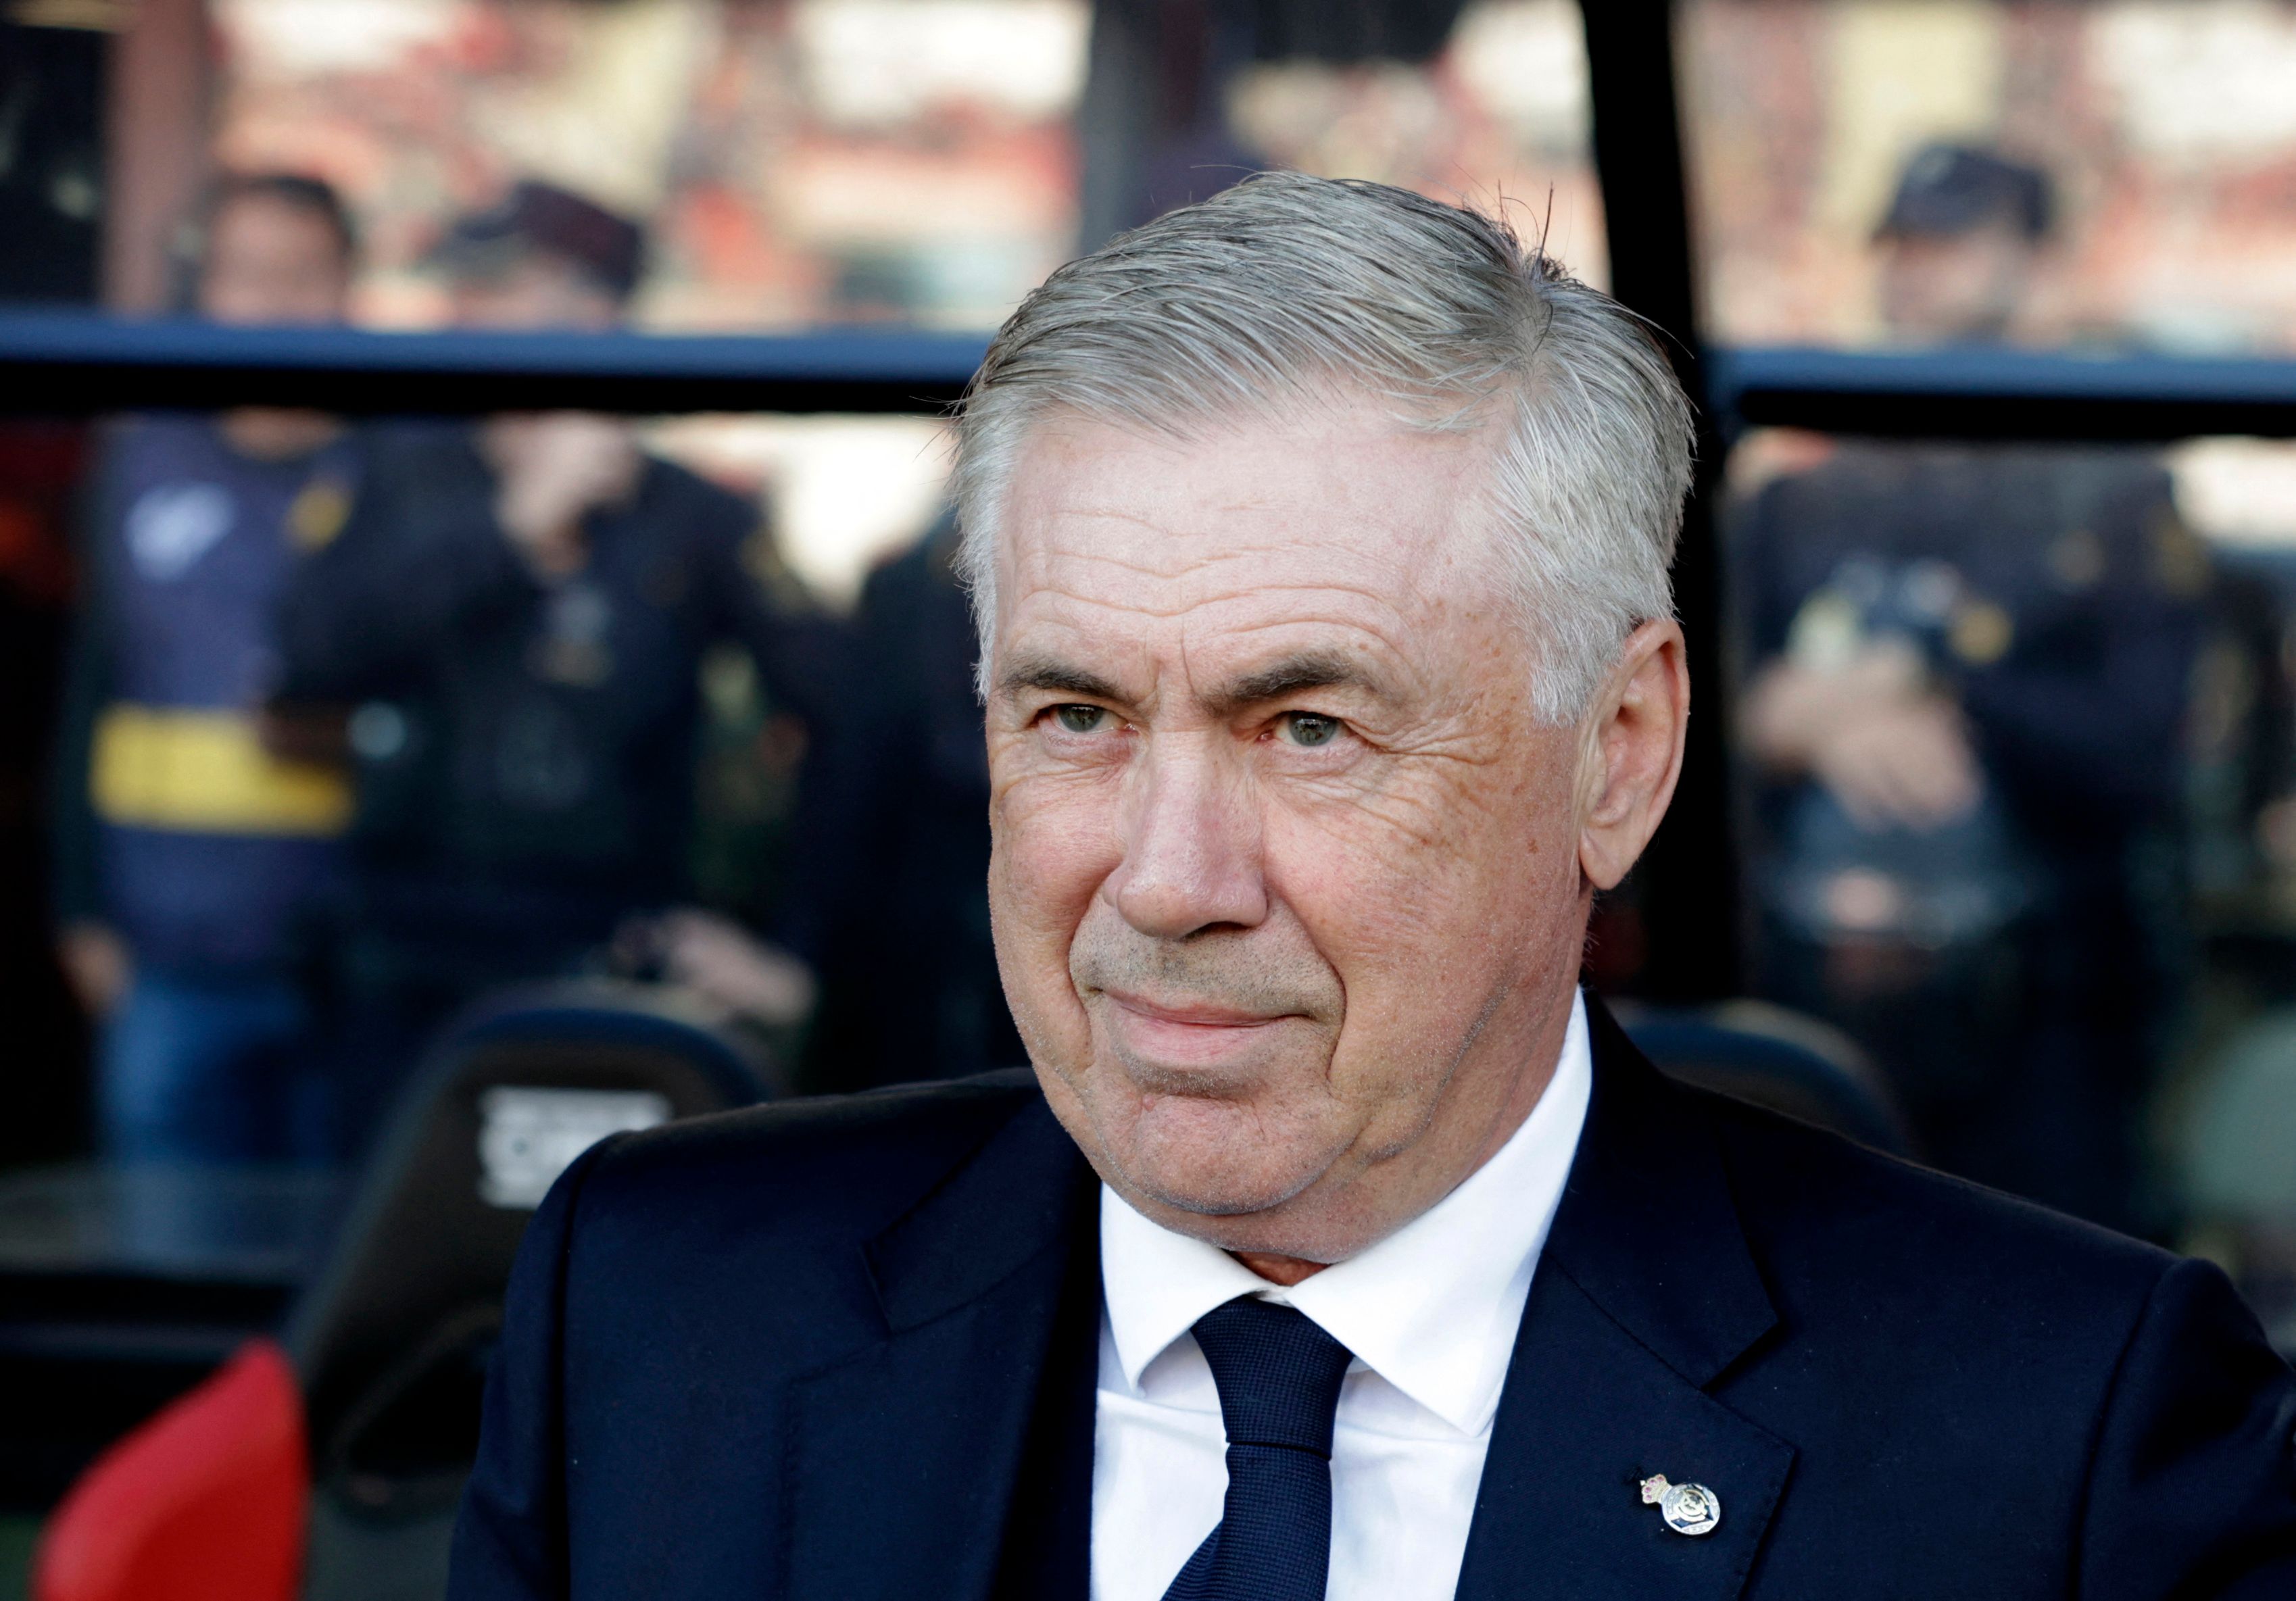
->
<box><xmin>1682</xmin><ymin>0</ymin><xmax>2296</xmax><ymax>352</ymax></box>
<box><xmin>5</xmin><ymin>0</ymin><xmax>1606</xmax><ymax>1193</ymax></box>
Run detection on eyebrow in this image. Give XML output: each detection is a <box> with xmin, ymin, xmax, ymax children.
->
<box><xmin>1202</xmin><ymin>651</ymin><xmax>1384</xmax><ymax>718</ymax></box>
<box><xmin>994</xmin><ymin>648</ymin><xmax>1387</xmax><ymax>715</ymax></box>
<box><xmin>996</xmin><ymin>654</ymin><xmax>1125</xmax><ymax>703</ymax></box>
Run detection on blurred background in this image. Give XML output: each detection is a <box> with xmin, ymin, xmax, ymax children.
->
<box><xmin>9</xmin><ymin>1</ymin><xmax>2296</xmax><ymax>1596</ymax></box>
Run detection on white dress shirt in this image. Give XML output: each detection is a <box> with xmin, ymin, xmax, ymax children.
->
<box><xmin>1090</xmin><ymin>990</ymin><xmax>1593</xmax><ymax>1601</ymax></box>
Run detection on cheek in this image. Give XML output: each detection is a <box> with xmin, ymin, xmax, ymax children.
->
<box><xmin>988</xmin><ymin>772</ymin><xmax>1123</xmax><ymax>1043</ymax></box>
<box><xmin>992</xmin><ymin>768</ymin><xmax>1121</xmax><ymax>915</ymax></box>
<box><xmin>1270</xmin><ymin>752</ymin><xmax>1580</xmax><ymax>1093</ymax></box>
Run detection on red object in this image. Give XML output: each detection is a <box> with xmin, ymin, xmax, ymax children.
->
<box><xmin>33</xmin><ymin>1338</ymin><xmax>310</xmax><ymax>1601</ymax></box>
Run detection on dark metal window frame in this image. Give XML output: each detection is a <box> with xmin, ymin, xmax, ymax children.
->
<box><xmin>0</xmin><ymin>316</ymin><xmax>987</xmax><ymax>416</ymax></box>
<box><xmin>7</xmin><ymin>0</ymin><xmax>2293</xmax><ymax>998</ymax></box>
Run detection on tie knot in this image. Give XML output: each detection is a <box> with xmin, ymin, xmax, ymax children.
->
<box><xmin>1190</xmin><ymin>1296</ymin><xmax>1354</xmax><ymax>1458</ymax></box>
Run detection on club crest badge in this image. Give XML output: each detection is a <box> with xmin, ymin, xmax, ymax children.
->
<box><xmin>1639</xmin><ymin>1474</ymin><xmax>1721</xmax><ymax>1537</ymax></box>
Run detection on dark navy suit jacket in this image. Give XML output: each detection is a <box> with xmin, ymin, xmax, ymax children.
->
<box><xmin>449</xmin><ymin>1000</ymin><xmax>2296</xmax><ymax>1598</ymax></box>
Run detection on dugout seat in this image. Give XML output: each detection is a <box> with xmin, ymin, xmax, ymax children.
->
<box><xmin>1619</xmin><ymin>997</ymin><xmax>1915</xmax><ymax>1158</ymax></box>
<box><xmin>34</xmin><ymin>979</ymin><xmax>773</xmax><ymax>1601</ymax></box>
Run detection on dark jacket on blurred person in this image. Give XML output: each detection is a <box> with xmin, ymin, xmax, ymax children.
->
<box><xmin>1740</xmin><ymin>444</ymin><xmax>2202</xmax><ymax>852</ymax></box>
<box><xmin>802</xmin><ymin>515</ymin><xmax>1021</xmax><ymax>1092</ymax></box>
<box><xmin>1736</xmin><ymin>443</ymin><xmax>2205</xmax><ymax>1226</ymax></box>
<box><xmin>271</xmin><ymin>428</ymin><xmax>840</xmax><ymax>1063</ymax></box>
<box><xmin>447</xmin><ymin>998</ymin><xmax>2296</xmax><ymax>1600</ymax></box>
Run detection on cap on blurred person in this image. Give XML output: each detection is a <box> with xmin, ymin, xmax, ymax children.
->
<box><xmin>435</xmin><ymin>180</ymin><xmax>646</xmax><ymax>330</ymax></box>
<box><xmin>1877</xmin><ymin>143</ymin><xmax>2052</xmax><ymax>244</ymax></box>
<box><xmin>190</xmin><ymin>172</ymin><xmax>357</xmax><ymax>326</ymax></box>
<box><xmin>1874</xmin><ymin>143</ymin><xmax>2053</xmax><ymax>344</ymax></box>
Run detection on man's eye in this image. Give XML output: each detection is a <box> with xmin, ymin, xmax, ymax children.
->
<box><xmin>1277</xmin><ymin>712</ymin><xmax>1343</xmax><ymax>748</ymax></box>
<box><xmin>1051</xmin><ymin>704</ymin><xmax>1112</xmax><ymax>734</ymax></box>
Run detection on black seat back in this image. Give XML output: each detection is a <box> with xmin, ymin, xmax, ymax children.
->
<box><xmin>288</xmin><ymin>979</ymin><xmax>771</xmax><ymax>1520</ymax></box>
<box><xmin>1619</xmin><ymin>998</ymin><xmax>1915</xmax><ymax>1158</ymax></box>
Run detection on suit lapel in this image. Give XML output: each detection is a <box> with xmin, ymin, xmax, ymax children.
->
<box><xmin>1455</xmin><ymin>1000</ymin><xmax>1795</xmax><ymax>1600</ymax></box>
<box><xmin>782</xmin><ymin>1096</ymin><xmax>1098</xmax><ymax>1601</ymax></box>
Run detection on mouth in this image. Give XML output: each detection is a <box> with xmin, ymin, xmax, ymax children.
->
<box><xmin>1101</xmin><ymin>989</ymin><xmax>1286</xmax><ymax>1028</ymax></box>
<box><xmin>1096</xmin><ymin>988</ymin><xmax>1296</xmax><ymax>1073</ymax></box>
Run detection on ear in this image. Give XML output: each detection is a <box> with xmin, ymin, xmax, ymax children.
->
<box><xmin>1576</xmin><ymin>619</ymin><xmax>1690</xmax><ymax>892</ymax></box>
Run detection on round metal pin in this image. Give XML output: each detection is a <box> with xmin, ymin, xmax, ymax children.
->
<box><xmin>1639</xmin><ymin>1474</ymin><xmax>1721</xmax><ymax>1537</ymax></box>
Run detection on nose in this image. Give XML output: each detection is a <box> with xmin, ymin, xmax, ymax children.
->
<box><xmin>1104</xmin><ymin>733</ymin><xmax>1268</xmax><ymax>940</ymax></box>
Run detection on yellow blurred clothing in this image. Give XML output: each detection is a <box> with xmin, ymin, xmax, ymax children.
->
<box><xmin>91</xmin><ymin>704</ymin><xmax>350</xmax><ymax>837</ymax></box>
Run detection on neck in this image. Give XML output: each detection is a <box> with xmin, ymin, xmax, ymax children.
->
<box><xmin>1230</xmin><ymin>1250</ymin><xmax>1328</xmax><ymax>1286</ymax></box>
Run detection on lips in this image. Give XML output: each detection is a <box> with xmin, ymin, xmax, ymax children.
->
<box><xmin>1100</xmin><ymin>989</ymin><xmax>1286</xmax><ymax>1029</ymax></box>
<box><xmin>1096</xmin><ymin>987</ymin><xmax>1294</xmax><ymax>1072</ymax></box>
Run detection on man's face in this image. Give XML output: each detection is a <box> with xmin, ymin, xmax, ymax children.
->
<box><xmin>1876</xmin><ymin>222</ymin><xmax>2036</xmax><ymax>344</ymax></box>
<box><xmin>985</xmin><ymin>398</ymin><xmax>1595</xmax><ymax>1262</ymax></box>
<box><xmin>450</xmin><ymin>254</ymin><xmax>622</xmax><ymax>331</ymax></box>
<box><xmin>198</xmin><ymin>195</ymin><xmax>349</xmax><ymax>326</ymax></box>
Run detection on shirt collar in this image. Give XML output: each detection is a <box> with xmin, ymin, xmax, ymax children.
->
<box><xmin>1099</xmin><ymin>989</ymin><xmax>1593</xmax><ymax>1437</ymax></box>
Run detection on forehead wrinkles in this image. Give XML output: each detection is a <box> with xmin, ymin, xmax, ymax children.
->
<box><xmin>1013</xmin><ymin>547</ymin><xmax>1425</xmax><ymax>632</ymax></box>
<box><xmin>995</xmin><ymin>403</ymin><xmax>1515</xmax><ymax>679</ymax></box>
<box><xmin>1003</xmin><ymin>478</ymin><xmax>1484</xmax><ymax>616</ymax></box>
<box><xmin>1008</xmin><ymin>515</ymin><xmax>1313</xmax><ymax>601</ymax></box>
<box><xmin>1007</xmin><ymin>540</ymin><xmax>1441</xmax><ymax>691</ymax></box>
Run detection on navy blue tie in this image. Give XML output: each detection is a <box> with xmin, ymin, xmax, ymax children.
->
<box><xmin>1160</xmin><ymin>1296</ymin><xmax>1357</xmax><ymax>1601</ymax></box>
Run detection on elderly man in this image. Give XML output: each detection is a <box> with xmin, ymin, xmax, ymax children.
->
<box><xmin>449</xmin><ymin>176</ymin><xmax>2296</xmax><ymax>1600</ymax></box>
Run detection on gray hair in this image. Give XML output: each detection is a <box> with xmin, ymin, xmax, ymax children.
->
<box><xmin>952</xmin><ymin>171</ymin><xmax>1695</xmax><ymax>723</ymax></box>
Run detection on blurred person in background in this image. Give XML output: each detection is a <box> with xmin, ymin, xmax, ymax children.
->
<box><xmin>1870</xmin><ymin>143</ymin><xmax>2051</xmax><ymax>345</ymax></box>
<box><xmin>1737</xmin><ymin>144</ymin><xmax>2206</xmax><ymax>1229</ymax></box>
<box><xmin>802</xmin><ymin>512</ymin><xmax>1023</xmax><ymax>1091</ymax></box>
<box><xmin>50</xmin><ymin>173</ymin><xmax>369</xmax><ymax>1166</ymax></box>
<box><xmin>272</xmin><ymin>180</ymin><xmax>835</xmax><ymax>1143</ymax></box>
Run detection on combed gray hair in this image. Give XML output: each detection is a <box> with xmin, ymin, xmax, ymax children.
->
<box><xmin>952</xmin><ymin>171</ymin><xmax>1694</xmax><ymax>723</ymax></box>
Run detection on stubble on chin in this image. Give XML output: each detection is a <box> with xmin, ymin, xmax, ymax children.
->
<box><xmin>1071</xmin><ymin>1041</ymin><xmax>1354</xmax><ymax>1223</ymax></box>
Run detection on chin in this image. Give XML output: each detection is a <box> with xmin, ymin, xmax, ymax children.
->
<box><xmin>1113</xmin><ymin>1093</ymin><xmax>1339</xmax><ymax>1222</ymax></box>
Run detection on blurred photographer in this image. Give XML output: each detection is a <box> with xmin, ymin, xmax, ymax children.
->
<box><xmin>273</xmin><ymin>182</ymin><xmax>837</xmax><ymax>1143</ymax></box>
<box><xmin>1738</xmin><ymin>145</ymin><xmax>2205</xmax><ymax>1226</ymax></box>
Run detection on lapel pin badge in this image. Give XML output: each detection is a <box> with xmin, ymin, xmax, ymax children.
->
<box><xmin>1640</xmin><ymin>1474</ymin><xmax>1721</xmax><ymax>1537</ymax></box>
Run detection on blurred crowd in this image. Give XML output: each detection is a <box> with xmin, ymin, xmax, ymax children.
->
<box><xmin>49</xmin><ymin>169</ymin><xmax>1015</xmax><ymax>1176</ymax></box>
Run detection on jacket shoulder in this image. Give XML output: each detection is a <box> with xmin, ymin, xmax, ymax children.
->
<box><xmin>535</xmin><ymin>1070</ymin><xmax>1058</xmax><ymax>1375</ymax></box>
<box><xmin>572</xmin><ymin>1068</ymin><xmax>1049</xmax><ymax>1252</ymax></box>
<box><xmin>1667</xmin><ymin>1083</ymin><xmax>2296</xmax><ymax>1596</ymax></box>
<box><xmin>1696</xmin><ymin>1083</ymin><xmax>2175</xmax><ymax>1337</ymax></box>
